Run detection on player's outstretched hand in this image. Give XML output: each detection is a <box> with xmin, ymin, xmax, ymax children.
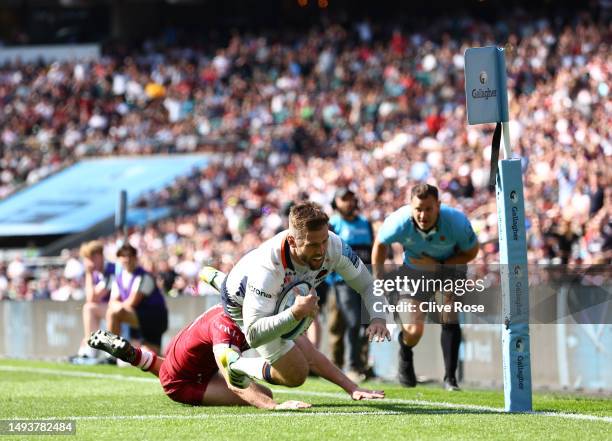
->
<box><xmin>351</xmin><ymin>388</ymin><xmax>385</xmax><ymax>400</ymax></box>
<box><xmin>366</xmin><ymin>318</ymin><xmax>391</xmax><ymax>342</ymax></box>
<box><xmin>274</xmin><ymin>400</ymin><xmax>312</xmax><ymax>410</ymax></box>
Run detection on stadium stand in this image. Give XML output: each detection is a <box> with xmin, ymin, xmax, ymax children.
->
<box><xmin>0</xmin><ymin>8</ymin><xmax>610</xmax><ymax>302</ymax></box>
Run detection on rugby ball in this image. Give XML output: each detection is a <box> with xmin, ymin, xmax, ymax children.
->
<box><xmin>275</xmin><ymin>280</ymin><xmax>314</xmax><ymax>340</ymax></box>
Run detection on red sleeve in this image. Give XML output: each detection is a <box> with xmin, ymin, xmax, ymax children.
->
<box><xmin>210</xmin><ymin>315</ymin><xmax>247</xmax><ymax>349</ymax></box>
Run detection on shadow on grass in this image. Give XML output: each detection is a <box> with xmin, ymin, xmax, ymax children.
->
<box><xmin>314</xmin><ymin>402</ymin><xmax>503</xmax><ymax>416</ymax></box>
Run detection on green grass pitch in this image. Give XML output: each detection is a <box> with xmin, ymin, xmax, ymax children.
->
<box><xmin>0</xmin><ymin>359</ymin><xmax>610</xmax><ymax>441</ymax></box>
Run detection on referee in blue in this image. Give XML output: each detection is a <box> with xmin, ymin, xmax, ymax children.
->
<box><xmin>372</xmin><ymin>184</ymin><xmax>479</xmax><ymax>391</ymax></box>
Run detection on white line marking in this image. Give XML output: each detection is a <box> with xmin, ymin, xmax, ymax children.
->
<box><xmin>1</xmin><ymin>365</ymin><xmax>610</xmax><ymax>423</ymax></box>
<box><xmin>4</xmin><ymin>412</ymin><xmax>404</xmax><ymax>421</ymax></box>
<box><xmin>0</xmin><ymin>365</ymin><xmax>157</xmax><ymax>383</ymax></box>
<box><xmin>270</xmin><ymin>389</ymin><xmax>612</xmax><ymax>423</ymax></box>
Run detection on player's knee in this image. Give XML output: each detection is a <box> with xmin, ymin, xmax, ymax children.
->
<box><xmin>403</xmin><ymin>323</ymin><xmax>423</xmax><ymax>336</ymax></box>
<box><xmin>280</xmin><ymin>362</ymin><xmax>308</xmax><ymax>387</ymax></box>
<box><xmin>402</xmin><ymin>325</ymin><xmax>423</xmax><ymax>346</ymax></box>
<box><xmin>283</xmin><ymin>370</ymin><xmax>308</xmax><ymax>388</ymax></box>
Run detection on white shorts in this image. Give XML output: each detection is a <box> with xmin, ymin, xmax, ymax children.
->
<box><xmin>253</xmin><ymin>338</ymin><xmax>295</xmax><ymax>364</ymax></box>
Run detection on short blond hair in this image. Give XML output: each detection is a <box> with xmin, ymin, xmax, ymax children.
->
<box><xmin>80</xmin><ymin>240</ymin><xmax>104</xmax><ymax>259</ymax></box>
<box><xmin>289</xmin><ymin>201</ymin><xmax>329</xmax><ymax>237</ymax></box>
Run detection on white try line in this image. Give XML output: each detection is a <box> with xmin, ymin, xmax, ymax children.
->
<box><xmin>1</xmin><ymin>365</ymin><xmax>610</xmax><ymax>424</ymax></box>
<box><xmin>3</xmin><ymin>411</ymin><xmax>404</xmax><ymax>421</ymax></box>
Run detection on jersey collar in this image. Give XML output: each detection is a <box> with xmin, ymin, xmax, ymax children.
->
<box><xmin>281</xmin><ymin>236</ymin><xmax>295</xmax><ymax>271</ymax></box>
<box><xmin>412</xmin><ymin>213</ymin><xmax>441</xmax><ymax>240</ymax></box>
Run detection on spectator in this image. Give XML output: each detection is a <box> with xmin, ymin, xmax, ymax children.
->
<box><xmin>0</xmin><ymin>11</ymin><xmax>609</xmax><ymax>301</ymax></box>
<box><xmin>106</xmin><ymin>244</ymin><xmax>168</xmax><ymax>356</ymax></box>
<box><xmin>76</xmin><ymin>240</ymin><xmax>116</xmax><ymax>359</ymax></box>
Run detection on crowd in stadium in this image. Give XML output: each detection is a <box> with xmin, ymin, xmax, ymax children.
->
<box><xmin>0</xmin><ymin>10</ymin><xmax>610</xmax><ymax>301</ymax></box>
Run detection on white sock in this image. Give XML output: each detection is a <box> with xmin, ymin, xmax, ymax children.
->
<box><xmin>135</xmin><ymin>348</ymin><xmax>154</xmax><ymax>371</ymax></box>
<box><xmin>232</xmin><ymin>356</ymin><xmax>267</xmax><ymax>380</ymax></box>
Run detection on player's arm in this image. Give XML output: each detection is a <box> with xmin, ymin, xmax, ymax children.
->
<box><xmin>294</xmin><ymin>336</ymin><xmax>384</xmax><ymax>400</ymax></box>
<box><xmin>442</xmin><ymin>214</ymin><xmax>479</xmax><ymax>264</ymax></box>
<box><xmin>242</xmin><ymin>275</ymin><xmax>317</xmax><ymax>347</ymax></box>
<box><xmin>443</xmin><ymin>243</ymin><xmax>479</xmax><ymax>264</ymax></box>
<box><xmin>212</xmin><ymin>346</ymin><xmax>277</xmax><ymax>409</ymax></box>
<box><xmin>212</xmin><ymin>346</ymin><xmax>310</xmax><ymax>410</ymax></box>
<box><xmin>371</xmin><ymin>209</ymin><xmax>405</xmax><ymax>278</ymax></box>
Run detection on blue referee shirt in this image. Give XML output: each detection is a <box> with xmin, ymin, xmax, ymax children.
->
<box><xmin>377</xmin><ymin>204</ymin><xmax>477</xmax><ymax>266</ymax></box>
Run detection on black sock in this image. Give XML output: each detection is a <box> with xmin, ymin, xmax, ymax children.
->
<box><xmin>398</xmin><ymin>332</ymin><xmax>414</xmax><ymax>361</ymax></box>
<box><xmin>441</xmin><ymin>324</ymin><xmax>461</xmax><ymax>380</ymax></box>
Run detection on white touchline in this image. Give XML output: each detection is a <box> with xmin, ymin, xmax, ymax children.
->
<box><xmin>1</xmin><ymin>365</ymin><xmax>610</xmax><ymax>424</ymax></box>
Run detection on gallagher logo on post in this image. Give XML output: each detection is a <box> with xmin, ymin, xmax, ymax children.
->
<box><xmin>472</xmin><ymin>69</ymin><xmax>497</xmax><ymax>100</ymax></box>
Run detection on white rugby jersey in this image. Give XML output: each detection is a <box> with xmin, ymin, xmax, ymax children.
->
<box><xmin>220</xmin><ymin>230</ymin><xmax>383</xmax><ymax>343</ymax></box>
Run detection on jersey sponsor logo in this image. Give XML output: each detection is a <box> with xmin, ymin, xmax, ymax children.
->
<box><xmin>247</xmin><ymin>282</ymin><xmax>272</xmax><ymax>298</ymax></box>
<box><xmin>341</xmin><ymin>241</ymin><xmax>360</xmax><ymax>269</ymax></box>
